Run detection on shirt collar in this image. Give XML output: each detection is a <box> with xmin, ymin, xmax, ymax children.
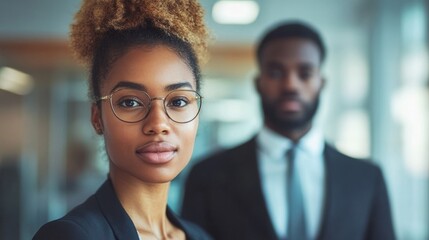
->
<box><xmin>298</xmin><ymin>126</ymin><xmax>325</xmax><ymax>158</ymax></box>
<box><xmin>257</xmin><ymin>126</ymin><xmax>293</xmax><ymax>160</ymax></box>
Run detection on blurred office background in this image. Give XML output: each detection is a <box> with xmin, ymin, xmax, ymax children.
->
<box><xmin>0</xmin><ymin>0</ymin><xmax>428</xmax><ymax>239</ymax></box>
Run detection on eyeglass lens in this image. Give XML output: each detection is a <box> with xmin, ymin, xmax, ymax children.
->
<box><xmin>109</xmin><ymin>89</ymin><xmax>201</xmax><ymax>123</ymax></box>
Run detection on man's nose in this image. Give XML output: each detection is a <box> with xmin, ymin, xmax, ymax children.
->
<box><xmin>281</xmin><ymin>72</ymin><xmax>300</xmax><ymax>92</ymax></box>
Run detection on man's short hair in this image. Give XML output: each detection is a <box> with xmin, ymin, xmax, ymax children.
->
<box><xmin>256</xmin><ymin>21</ymin><xmax>326</xmax><ymax>64</ymax></box>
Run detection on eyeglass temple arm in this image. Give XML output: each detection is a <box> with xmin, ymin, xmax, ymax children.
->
<box><xmin>95</xmin><ymin>95</ymin><xmax>111</xmax><ymax>102</ymax></box>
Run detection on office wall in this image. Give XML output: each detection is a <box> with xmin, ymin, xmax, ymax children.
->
<box><xmin>0</xmin><ymin>0</ymin><xmax>428</xmax><ymax>239</ymax></box>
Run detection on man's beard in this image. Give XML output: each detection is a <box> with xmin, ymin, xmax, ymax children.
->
<box><xmin>261</xmin><ymin>93</ymin><xmax>320</xmax><ymax>131</ymax></box>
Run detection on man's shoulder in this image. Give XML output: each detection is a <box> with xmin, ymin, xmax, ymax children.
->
<box><xmin>177</xmin><ymin>217</ymin><xmax>214</xmax><ymax>240</ymax></box>
<box><xmin>324</xmin><ymin>143</ymin><xmax>383</xmax><ymax>176</ymax></box>
<box><xmin>185</xmin><ymin>137</ymin><xmax>257</xmax><ymax>184</ymax></box>
<box><xmin>193</xmin><ymin>137</ymin><xmax>256</xmax><ymax>170</ymax></box>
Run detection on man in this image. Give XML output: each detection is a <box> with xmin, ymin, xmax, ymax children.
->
<box><xmin>181</xmin><ymin>22</ymin><xmax>396</xmax><ymax>240</ymax></box>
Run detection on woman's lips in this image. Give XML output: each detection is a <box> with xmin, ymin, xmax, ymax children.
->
<box><xmin>136</xmin><ymin>142</ymin><xmax>177</xmax><ymax>164</ymax></box>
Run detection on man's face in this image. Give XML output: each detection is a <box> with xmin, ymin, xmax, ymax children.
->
<box><xmin>257</xmin><ymin>38</ymin><xmax>324</xmax><ymax>132</ymax></box>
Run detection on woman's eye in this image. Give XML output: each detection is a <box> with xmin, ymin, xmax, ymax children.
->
<box><xmin>168</xmin><ymin>97</ymin><xmax>189</xmax><ymax>108</ymax></box>
<box><xmin>118</xmin><ymin>98</ymin><xmax>142</xmax><ymax>108</ymax></box>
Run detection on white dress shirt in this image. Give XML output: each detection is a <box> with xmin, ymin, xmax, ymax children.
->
<box><xmin>256</xmin><ymin>126</ymin><xmax>325</xmax><ymax>239</ymax></box>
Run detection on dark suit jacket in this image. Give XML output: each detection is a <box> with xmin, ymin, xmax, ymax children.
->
<box><xmin>33</xmin><ymin>179</ymin><xmax>212</xmax><ymax>240</ymax></box>
<box><xmin>181</xmin><ymin>137</ymin><xmax>396</xmax><ymax>240</ymax></box>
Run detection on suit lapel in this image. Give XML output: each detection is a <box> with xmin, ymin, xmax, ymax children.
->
<box><xmin>232</xmin><ymin>138</ymin><xmax>278</xmax><ymax>239</ymax></box>
<box><xmin>317</xmin><ymin>144</ymin><xmax>344</xmax><ymax>240</ymax></box>
<box><xmin>95</xmin><ymin>179</ymin><xmax>140</xmax><ymax>240</ymax></box>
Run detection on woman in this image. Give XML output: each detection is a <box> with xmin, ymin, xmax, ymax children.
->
<box><xmin>33</xmin><ymin>0</ymin><xmax>211</xmax><ymax>239</ymax></box>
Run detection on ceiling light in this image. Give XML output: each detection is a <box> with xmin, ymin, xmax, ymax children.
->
<box><xmin>212</xmin><ymin>0</ymin><xmax>259</xmax><ymax>25</ymax></box>
<box><xmin>0</xmin><ymin>67</ymin><xmax>34</xmax><ymax>95</ymax></box>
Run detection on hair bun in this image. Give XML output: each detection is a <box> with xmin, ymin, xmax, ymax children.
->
<box><xmin>70</xmin><ymin>0</ymin><xmax>209</xmax><ymax>66</ymax></box>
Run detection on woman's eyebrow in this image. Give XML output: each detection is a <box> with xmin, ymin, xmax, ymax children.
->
<box><xmin>164</xmin><ymin>82</ymin><xmax>193</xmax><ymax>91</ymax></box>
<box><xmin>111</xmin><ymin>81</ymin><xmax>146</xmax><ymax>92</ymax></box>
<box><xmin>111</xmin><ymin>81</ymin><xmax>193</xmax><ymax>92</ymax></box>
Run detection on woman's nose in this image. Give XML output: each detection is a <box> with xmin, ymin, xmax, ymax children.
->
<box><xmin>141</xmin><ymin>100</ymin><xmax>171</xmax><ymax>135</ymax></box>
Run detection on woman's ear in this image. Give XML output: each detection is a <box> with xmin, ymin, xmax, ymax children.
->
<box><xmin>91</xmin><ymin>104</ymin><xmax>103</xmax><ymax>135</ymax></box>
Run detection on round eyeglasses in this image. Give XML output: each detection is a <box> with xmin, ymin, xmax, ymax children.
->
<box><xmin>97</xmin><ymin>88</ymin><xmax>202</xmax><ymax>123</ymax></box>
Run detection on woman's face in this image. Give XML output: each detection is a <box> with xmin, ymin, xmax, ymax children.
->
<box><xmin>92</xmin><ymin>45</ymin><xmax>199</xmax><ymax>184</ymax></box>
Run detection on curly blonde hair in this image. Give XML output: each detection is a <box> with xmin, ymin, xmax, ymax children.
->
<box><xmin>70</xmin><ymin>0</ymin><xmax>209</xmax><ymax>66</ymax></box>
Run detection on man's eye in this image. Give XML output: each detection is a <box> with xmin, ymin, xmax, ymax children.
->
<box><xmin>266</xmin><ymin>69</ymin><xmax>283</xmax><ymax>79</ymax></box>
<box><xmin>299</xmin><ymin>70</ymin><xmax>313</xmax><ymax>80</ymax></box>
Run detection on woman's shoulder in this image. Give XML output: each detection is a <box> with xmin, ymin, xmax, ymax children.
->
<box><xmin>33</xmin><ymin>218</ymin><xmax>91</xmax><ymax>240</ymax></box>
<box><xmin>33</xmin><ymin>194</ymin><xmax>114</xmax><ymax>240</ymax></box>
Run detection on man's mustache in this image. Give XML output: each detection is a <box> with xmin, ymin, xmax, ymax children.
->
<box><xmin>277</xmin><ymin>92</ymin><xmax>301</xmax><ymax>103</ymax></box>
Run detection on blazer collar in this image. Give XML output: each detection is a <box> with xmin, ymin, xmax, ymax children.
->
<box><xmin>95</xmin><ymin>179</ymin><xmax>139</xmax><ymax>240</ymax></box>
<box><xmin>95</xmin><ymin>179</ymin><xmax>189</xmax><ymax>240</ymax></box>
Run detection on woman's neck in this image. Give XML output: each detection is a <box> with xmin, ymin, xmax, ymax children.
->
<box><xmin>109</xmin><ymin>168</ymin><xmax>171</xmax><ymax>239</ymax></box>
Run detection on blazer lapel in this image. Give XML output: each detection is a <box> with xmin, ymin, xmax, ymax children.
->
<box><xmin>95</xmin><ymin>179</ymin><xmax>140</xmax><ymax>240</ymax></box>
<box><xmin>232</xmin><ymin>138</ymin><xmax>278</xmax><ymax>239</ymax></box>
<box><xmin>317</xmin><ymin>144</ymin><xmax>344</xmax><ymax>240</ymax></box>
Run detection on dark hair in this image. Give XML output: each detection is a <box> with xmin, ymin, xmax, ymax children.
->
<box><xmin>90</xmin><ymin>25</ymin><xmax>201</xmax><ymax>104</ymax></box>
<box><xmin>256</xmin><ymin>21</ymin><xmax>326</xmax><ymax>64</ymax></box>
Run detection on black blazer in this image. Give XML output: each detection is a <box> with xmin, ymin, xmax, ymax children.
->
<box><xmin>181</xmin><ymin>137</ymin><xmax>396</xmax><ymax>240</ymax></box>
<box><xmin>33</xmin><ymin>179</ymin><xmax>212</xmax><ymax>240</ymax></box>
